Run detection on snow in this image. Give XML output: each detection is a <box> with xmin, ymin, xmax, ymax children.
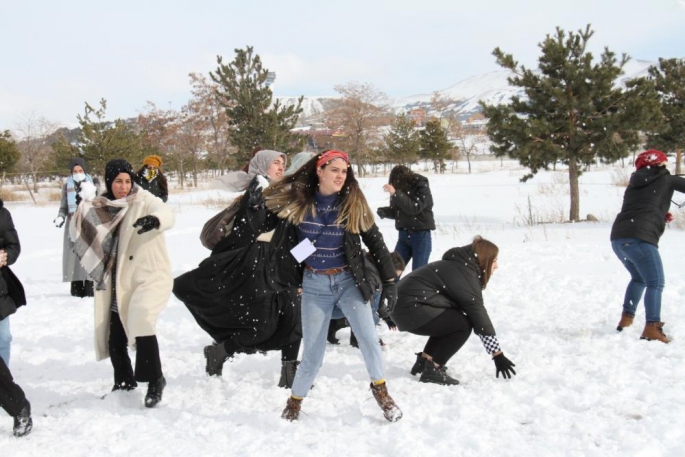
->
<box><xmin>2</xmin><ymin>159</ymin><xmax>685</xmax><ymax>456</ymax></box>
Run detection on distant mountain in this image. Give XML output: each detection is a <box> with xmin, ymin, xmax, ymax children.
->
<box><xmin>278</xmin><ymin>59</ymin><xmax>656</xmax><ymax>123</ymax></box>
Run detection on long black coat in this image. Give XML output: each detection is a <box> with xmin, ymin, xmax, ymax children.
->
<box><xmin>173</xmin><ymin>186</ymin><xmax>301</xmax><ymax>351</ymax></box>
<box><xmin>377</xmin><ymin>174</ymin><xmax>435</xmax><ymax>231</ymax></box>
<box><xmin>611</xmin><ymin>167</ymin><xmax>685</xmax><ymax>246</ymax></box>
<box><xmin>391</xmin><ymin>245</ymin><xmax>496</xmax><ymax>336</ymax></box>
<box><xmin>0</xmin><ymin>200</ymin><xmax>23</xmax><ymax>320</ymax></box>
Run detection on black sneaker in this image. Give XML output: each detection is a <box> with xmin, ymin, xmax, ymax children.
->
<box><xmin>410</xmin><ymin>352</ymin><xmax>426</xmax><ymax>376</ymax></box>
<box><xmin>13</xmin><ymin>401</ymin><xmax>33</xmax><ymax>438</ymax></box>
<box><xmin>111</xmin><ymin>380</ymin><xmax>138</xmax><ymax>392</ymax></box>
<box><xmin>419</xmin><ymin>363</ymin><xmax>460</xmax><ymax>386</ymax></box>
<box><xmin>144</xmin><ymin>376</ymin><xmax>166</xmax><ymax>408</ymax></box>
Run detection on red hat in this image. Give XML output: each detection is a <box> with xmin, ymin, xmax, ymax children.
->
<box><xmin>635</xmin><ymin>150</ymin><xmax>668</xmax><ymax>170</ymax></box>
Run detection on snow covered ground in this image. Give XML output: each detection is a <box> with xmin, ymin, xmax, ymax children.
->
<box><xmin>2</xmin><ymin>159</ymin><xmax>684</xmax><ymax>456</ymax></box>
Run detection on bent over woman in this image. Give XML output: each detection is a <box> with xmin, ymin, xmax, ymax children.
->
<box><xmin>391</xmin><ymin>236</ymin><xmax>516</xmax><ymax>385</ymax></box>
<box><xmin>71</xmin><ymin>159</ymin><xmax>174</xmax><ymax>407</ymax></box>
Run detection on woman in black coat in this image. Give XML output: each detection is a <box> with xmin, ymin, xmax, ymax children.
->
<box><xmin>136</xmin><ymin>155</ymin><xmax>168</xmax><ymax>202</ymax></box>
<box><xmin>391</xmin><ymin>236</ymin><xmax>516</xmax><ymax>385</ymax></box>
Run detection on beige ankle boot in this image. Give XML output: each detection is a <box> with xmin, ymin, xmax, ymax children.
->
<box><xmin>617</xmin><ymin>312</ymin><xmax>634</xmax><ymax>332</ymax></box>
<box><xmin>640</xmin><ymin>322</ymin><xmax>670</xmax><ymax>344</ymax></box>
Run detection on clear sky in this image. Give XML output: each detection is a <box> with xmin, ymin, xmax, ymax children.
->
<box><xmin>1</xmin><ymin>0</ymin><xmax>683</xmax><ymax>130</ymax></box>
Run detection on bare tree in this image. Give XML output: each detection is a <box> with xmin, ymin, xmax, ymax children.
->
<box><xmin>325</xmin><ymin>82</ymin><xmax>390</xmax><ymax>176</ymax></box>
<box><xmin>15</xmin><ymin>112</ymin><xmax>59</xmax><ymax>192</ymax></box>
<box><xmin>451</xmin><ymin>121</ymin><xmax>487</xmax><ymax>173</ymax></box>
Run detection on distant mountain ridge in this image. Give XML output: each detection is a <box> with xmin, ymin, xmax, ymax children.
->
<box><xmin>277</xmin><ymin>59</ymin><xmax>656</xmax><ymax>123</ymax></box>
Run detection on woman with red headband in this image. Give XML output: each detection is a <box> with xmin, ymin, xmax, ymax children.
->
<box><xmin>611</xmin><ymin>150</ymin><xmax>685</xmax><ymax>343</ymax></box>
<box><xmin>260</xmin><ymin>150</ymin><xmax>402</xmax><ymax>423</ymax></box>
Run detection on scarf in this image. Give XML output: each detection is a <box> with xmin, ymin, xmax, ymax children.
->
<box><xmin>66</xmin><ymin>174</ymin><xmax>94</xmax><ymax>214</ymax></box>
<box><xmin>142</xmin><ymin>167</ymin><xmax>159</xmax><ymax>182</ymax></box>
<box><xmin>69</xmin><ymin>186</ymin><xmax>140</xmax><ymax>290</ymax></box>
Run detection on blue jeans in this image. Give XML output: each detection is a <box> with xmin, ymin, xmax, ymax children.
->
<box><xmin>0</xmin><ymin>317</ymin><xmax>10</xmax><ymax>365</ymax></box>
<box><xmin>611</xmin><ymin>238</ymin><xmax>665</xmax><ymax>322</ymax></box>
<box><xmin>394</xmin><ymin>229</ymin><xmax>432</xmax><ymax>271</ymax></box>
<box><xmin>331</xmin><ymin>290</ymin><xmax>381</xmax><ymax>325</ymax></box>
<box><xmin>292</xmin><ymin>269</ymin><xmax>384</xmax><ymax>398</ymax></box>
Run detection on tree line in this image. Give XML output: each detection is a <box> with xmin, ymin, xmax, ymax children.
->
<box><xmin>1</xmin><ymin>25</ymin><xmax>683</xmax><ymax>222</ymax></box>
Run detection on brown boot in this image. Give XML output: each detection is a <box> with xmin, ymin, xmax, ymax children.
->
<box><xmin>616</xmin><ymin>312</ymin><xmax>634</xmax><ymax>332</ymax></box>
<box><xmin>640</xmin><ymin>322</ymin><xmax>670</xmax><ymax>344</ymax></box>
<box><xmin>281</xmin><ymin>396</ymin><xmax>303</xmax><ymax>421</ymax></box>
<box><xmin>370</xmin><ymin>382</ymin><xmax>403</xmax><ymax>422</ymax></box>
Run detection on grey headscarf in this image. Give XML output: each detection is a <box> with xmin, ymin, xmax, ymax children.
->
<box><xmin>219</xmin><ymin>150</ymin><xmax>287</xmax><ymax>192</ymax></box>
<box><xmin>285</xmin><ymin>151</ymin><xmax>317</xmax><ymax>176</ymax></box>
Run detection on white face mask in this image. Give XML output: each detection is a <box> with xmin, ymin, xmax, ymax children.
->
<box><xmin>72</xmin><ymin>172</ymin><xmax>86</xmax><ymax>182</ymax></box>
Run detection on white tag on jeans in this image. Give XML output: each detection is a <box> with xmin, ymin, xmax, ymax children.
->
<box><xmin>290</xmin><ymin>238</ymin><xmax>316</xmax><ymax>263</ymax></box>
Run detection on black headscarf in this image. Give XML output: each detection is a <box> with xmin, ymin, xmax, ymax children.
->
<box><xmin>104</xmin><ymin>159</ymin><xmax>135</xmax><ymax>199</ymax></box>
<box><xmin>69</xmin><ymin>157</ymin><xmax>88</xmax><ymax>174</ymax></box>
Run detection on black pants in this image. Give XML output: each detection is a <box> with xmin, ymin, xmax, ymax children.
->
<box><xmin>0</xmin><ymin>357</ymin><xmax>26</xmax><ymax>417</ymax></box>
<box><xmin>410</xmin><ymin>310</ymin><xmax>473</xmax><ymax>366</ymax></box>
<box><xmin>109</xmin><ymin>311</ymin><xmax>163</xmax><ymax>384</ymax></box>
<box><xmin>70</xmin><ymin>280</ymin><xmax>94</xmax><ymax>298</ymax></box>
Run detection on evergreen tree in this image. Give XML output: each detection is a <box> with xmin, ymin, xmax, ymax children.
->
<box><xmin>481</xmin><ymin>25</ymin><xmax>661</xmax><ymax>221</ymax></box>
<box><xmin>645</xmin><ymin>58</ymin><xmax>685</xmax><ymax>172</ymax></box>
<box><xmin>210</xmin><ymin>47</ymin><xmax>305</xmax><ymax>165</ymax></box>
<box><xmin>0</xmin><ymin>130</ymin><xmax>21</xmax><ymax>175</ymax></box>
<box><xmin>74</xmin><ymin>99</ymin><xmax>145</xmax><ymax>174</ymax></box>
<box><xmin>419</xmin><ymin>119</ymin><xmax>452</xmax><ymax>173</ymax></box>
<box><xmin>384</xmin><ymin>114</ymin><xmax>421</xmax><ymax>165</ymax></box>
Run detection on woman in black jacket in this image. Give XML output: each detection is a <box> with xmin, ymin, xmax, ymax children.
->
<box><xmin>136</xmin><ymin>155</ymin><xmax>168</xmax><ymax>202</ymax></box>
<box><xmin>262</xmin><ymin>150</ymin><xmax>402</xmax><ymax>423</ymax></box>
<box><xmin>377</xmin><ymin>165</ymin><xmax>435</xmax><ymax>271</ymax></box>
<box><xmin>610</xmin><ymin>150</ymin><xmax>685</xmax><ymax>343</ymax></box>
<box><xmin>391</xmin><ymin>236</ymin><xmax>516</xmax><ymax>386</ymax></box>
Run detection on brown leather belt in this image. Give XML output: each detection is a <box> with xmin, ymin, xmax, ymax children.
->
<box><xmin>305</xmin><ymin>265</ymin><xmax>349</xmax><ymax>275</ymax></box>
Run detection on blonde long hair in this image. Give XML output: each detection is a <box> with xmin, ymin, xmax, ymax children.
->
<box><xmin>264</xmin><ymin>153</ymin><xmax>375</xmax><ymax>234</ymax></box>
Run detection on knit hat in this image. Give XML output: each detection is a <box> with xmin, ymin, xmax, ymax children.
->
<box><xmin>635</xmin><ymin>150</ymin><xmax>668</xmax><ymax>170</ymax></box>
<box><xmin>143</xmin><ymin>155</ymin><xmax>163</xmax><ymax>169</ymax></box>
<box><xmin>69</xmin><ymin>157</ymin><xmax>88</xmax><ymax>174</ymax></box>
<box><xmin>105</xmin><ymin>159</ymin><xmax>135</xmax><ymax>198</ymax></box>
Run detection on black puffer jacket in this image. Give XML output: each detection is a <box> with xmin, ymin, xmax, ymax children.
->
<box><xmin>137</xmin><ymin>173</ymin><xmax>168</xmax><ymax>202</ymax></box>
<box><xmin>610</xmin><ymin>167</ymin><xmax>685</xmax><ymax>246</ymax></box>
<box><xmin>391</xmin><ymin>245</ymin><xmax>495</xmax><ymax>336</ymax></box>
<box><xmin>377</xmin><ymin>174</ymin><xmax>435</xmax><ymax>231</ymax></box>
<box><xmin>0</xmin><ymin>200</ymin><xmax>22</xmax><ymax>319</ymax></box>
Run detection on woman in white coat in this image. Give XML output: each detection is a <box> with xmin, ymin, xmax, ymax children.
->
<box><xmin>70</xmin><ymin>159</ymin><xmax>174</xmax><ymax>408</ymax></box>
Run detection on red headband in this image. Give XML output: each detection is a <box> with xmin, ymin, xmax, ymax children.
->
<box><xmin>316</xmin><ymin>150</ymin><xmax>349</xmax><ymax>169</ymax></box>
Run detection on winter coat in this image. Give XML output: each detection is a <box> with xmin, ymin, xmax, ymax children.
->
<box><xmin>93</xmin><ymin>188</ymin><xmax>175</xmax><ymax>361</ymax></box>
<box><xmin>137</xmin><ymin>172</ymin><xmax>168</xmax><ymax>202</ymax></box>
<box><xmin>377</xmin><ymin>174</ymin><xmax>436</xmax><ymax>231</ymax></box>
<box><xmin>391</xmin><ymin>245</ymin><xmax>496</xmax><ymax>336</ymax></box>
<box><xmin>57</xmin><ymin>179</ymin><xmax>100</xmax><ymax>282</ymax></box>
<box><xmin>611</xmin><ymin>167</ymin><xmax>685</xmax><ymax>246</ymax></box>
<box><xmin>0</xmin><ymin>201</ymin><xmax>22</xmax><ymax>320</ymax></box>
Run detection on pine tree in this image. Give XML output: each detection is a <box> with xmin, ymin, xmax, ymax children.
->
<box><xmin>645</xmin><ymin>58</ymin><xmax>685</xmax><ymax>173</ymax></box>
<box><xmin>419</xmin><ymin>119</ymin><xmax>452</xmax><ymax>173</ymax></box>
<box><xmin>481</xmin><ymin>25</ymin><xmax>661</xmax><ymax>221</ymax></box>
<box><xmin>0</xmin><ymin>130</ymin><xmax>21</xmax><ymax>175</ymax></box>
<box><xmin>210</xmin><ymin>47</ymin><xmax>305</xmax><ymax>165</ymax></box>
<box><xmin>384</xmin><ymin>114</ymin><xmax>421</xmax><ymax>165</ymax></box>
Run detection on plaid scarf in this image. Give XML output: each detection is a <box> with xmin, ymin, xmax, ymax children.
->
<box><xmin>69</xmin><ymin>186</ymin><xmax>140</xmax><ymax>290</ymax></box>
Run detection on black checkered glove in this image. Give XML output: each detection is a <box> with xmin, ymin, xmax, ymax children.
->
<box><xmin>493</xmin><ymin>353</ymin><xmax>516</xmax><ymax>379</ymax></box>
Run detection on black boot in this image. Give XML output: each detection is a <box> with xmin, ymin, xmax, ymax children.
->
<box><xmin>111</xmin><ymin>379</ymin><xmax>138</xmax><ymax>392</ymax></box>
<box><xmin>144</xmin><ymin>376</ymin><xmax>166</xmax><ymax>408</ymax></box>
<box><xmin>204</xmin><ymin>342</ymin><xmax>232</xmax><ymax>377</ymax></box>
<box><xmin>419</xmin><ymin>362</ymin><xmax>460</xmax><ymax>386</ymax></box>
<box><xmin>70</xmin><ymin>281</ymin><xmax>85</xmax><ymax>297</ymax></box>
<box><xmin>350</xmin><ymin>331</ymin><xmax>359</xmax><ymax>349</ymax></box>
<box><xmin>410</xmin><ymin>352</ymin><xmax>426</xmax><ymax>376</ymax></box>
<box><xmin>84</xmin><ymin>280</ymin><xmax>94</xmax><ymax>297</ymax></box>
<box><xmin>327</xmin><ymin>318</ymin><xmax>346</xmax><ymax>345</ymax></box>
<box><xmin>13</xmin><ymin>400</ymin><xmax>33</xmax><ymax>437</ymax></box>
<box><xmin>278</xmin><ymin>360</ymin><xmax>300</xmax><ymax>388</ymax></box>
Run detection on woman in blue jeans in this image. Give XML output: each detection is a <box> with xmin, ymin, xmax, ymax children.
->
<box><xmin>261</xmin><ymin>150</ymin><xmax>402</xmax><ymax>422</ymax></box>
<box><xmin>610</xmin><ymin>150</ymin><xmax>685</xmax><ymax>343</ymax></box>
<box><xmin>377</xmin><ymin>165</ymin><xmax>435</xmax><ymax>271</ymax></box>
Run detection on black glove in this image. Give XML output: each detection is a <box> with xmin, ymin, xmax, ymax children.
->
<box><xmin>493</xmin><ymin>353</ymin><xmax>516</xmax><ymax>379</ymax></box>
<box><xmin>247</xmin><ymin>176</ymin><xmax>266</xmax><ymax>209</ymax></box>
<box><xmin>383</xmin><ymin>317</ymin><xmax>397</xmax><ymax>331</ymax></box>
<box><xmin>376</xmin><ymin>207</ymin><xmax>392</xmax><ymax>219</ymax></box>
<box><xmin>379</xmin><ymin>281</ymin><xmax>397</xmax><ymax>315</ymax></box>
<box><xmin>133</xmin><ymin>215</ymin><xmax>160</xmax><ymax>234</ymax></box>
